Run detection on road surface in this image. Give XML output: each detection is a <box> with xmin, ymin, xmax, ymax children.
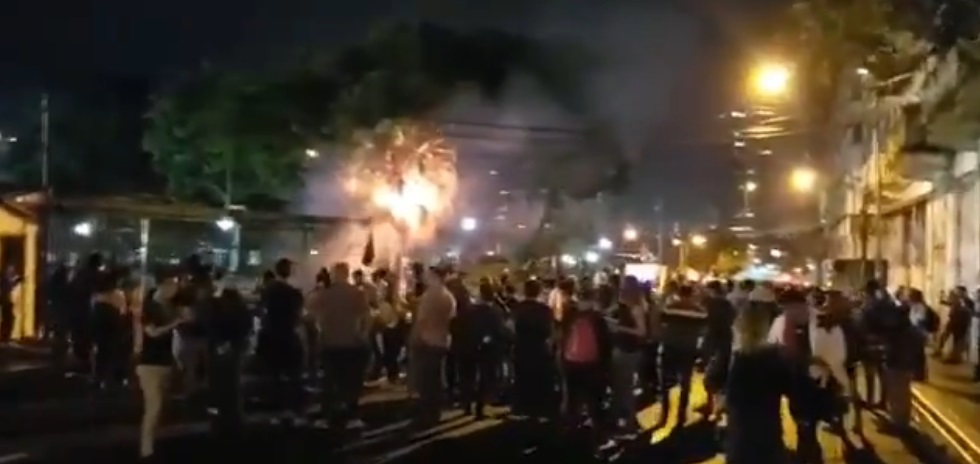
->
<box><xmin>1</xmin><ymin>374</ymin><xmax>948</xmax><ymax>464</ymax></box>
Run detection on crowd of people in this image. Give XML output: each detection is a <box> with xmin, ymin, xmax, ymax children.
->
<box><xmin>40</xmin><ymin>253</ymin><xmax>947</xmax><ymax>463</ymax></box>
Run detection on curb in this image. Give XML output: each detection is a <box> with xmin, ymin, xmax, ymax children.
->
<box><xmin>911</xmin><ymin>386</ymin><xmax>980</xmax><ymax>463</ymax></box>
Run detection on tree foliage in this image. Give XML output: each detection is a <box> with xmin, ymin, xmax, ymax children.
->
<box><xmin>144</xmin><ymin>70</ymin><xmax>311</xmax><ymax>205</ymax></box>
<box><xmin>781</xmin><ymin>0</ymin><xmax>934</xmax><ymax>127</ymax></box>
<box><xmin>144</xmin><ymin>21</ymin><xmax>591</xmax><ymax>206</ymax></box>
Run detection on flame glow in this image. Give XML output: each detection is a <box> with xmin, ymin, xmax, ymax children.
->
<box><xmin>342</xmin><ymin>120</ymin><xmax>458</xmax><ymax>243</ymax></box>
<box><xmin>369</xmin><ymin>171</ymin><xmax>444</xmax><ymax>231</ymax></box>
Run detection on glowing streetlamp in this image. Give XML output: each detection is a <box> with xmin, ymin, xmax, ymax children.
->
<box><xmin>790</xmin><ymin>166</ymin><xmax>818</xmax><ymax>193</ymax></box>
<box><xmin>584</xmin><ymin>251</ymin><xmax>600</xmax><ymax>264</ymax></box>
<box><xmin>751</xmin><ymin>62</ymin><xmax>791</xmax><ymax>97</ymax></box>
<box><xmin>690</xmin><ymin>234</ymin><xmax>708</xmax><ymax>248</ymax></box>
<box><xmin>597</xmin><ymin>237</ymin><xmax>613</xmax><ymax>250</ymax></box>
<box><xmin>215</xmin><ymin>216</ymin><xmax>236</xmax><ymax>232</ymax></box>
<box><xmin>305</xmin><ymin>148</ymin><xmax>319</xmax><ymax>158</ymax></box>
<box><xmin>72</xmin><ymin>221</ymin><xmax>93</xmax><ymax>237</ymax></box>
<box><xmin>622</xmin><ymin>227</ymin><xmax>639</xmax><ymax>241</ymax></box>
<box><xmin>743</xmin><ymin>181</ymin><xmax>758</xmax><ymax>193</ymax></box>
<box><xmin>460</xmin><ymin>216</ymin><xmax>478</xmax><ymax>232</ymax></box>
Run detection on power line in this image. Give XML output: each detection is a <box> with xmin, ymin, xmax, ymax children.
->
<box><xmin>439</xmin><ymin>119</ymin><xmax>587</xmax><ymax>136</ymax></box>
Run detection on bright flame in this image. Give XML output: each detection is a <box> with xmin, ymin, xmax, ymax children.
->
<box><xmin>368</xmin><ymin>172</ymin><xmax>445</xmax><ymax>232</ymax></box>
<box><xmin>790</xmin><ymin>167</ymin><xmax>817</xmax><ymax>192</ymax></box>
<box><xmin>751</xmin><ymin>62</ymin><xmax>791</xmax><ymax>97</ymax></box>
<box><xmin>342</xmin><ymin>120</ymin><xmax>458</xmax><ymax>242</ymax></box>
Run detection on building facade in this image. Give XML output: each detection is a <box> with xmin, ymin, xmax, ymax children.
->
<box><xmin>829</xmin><ymin>49</ymin><xmax>980</xmax><ymax>301</ymax></box>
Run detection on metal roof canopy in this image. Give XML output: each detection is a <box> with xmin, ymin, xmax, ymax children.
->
<box><xmin>6</xmin><ymin>192</ymin><xmax>371</xmax><ymax>228</ymax></box>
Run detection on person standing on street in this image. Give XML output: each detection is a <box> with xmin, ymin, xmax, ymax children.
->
<box><xmin>260</xmin><ymin>258</ymin><xmax>306</xmax><ymax>424</ymax></box>
<box><xmin>308</xmin><ymin>262</ymin><xmax>372</xmax><ymax>430</ymax></box>
<box><xmin>511</xmin><ymin>279</ymin><xmax>556</xmax><ymax>419</ymax></box>
<box><xmin>134</xmin><ymin>270</ymin><xmax>184</xmax><ymax>459</ymax></box>
<box><xmin>206</xmin><ymin>275</ymin><xmax>253</xmax><ymax>439</ymax></box>
<box><xmin>408</xmin><ymin>266</ymin><xmax>456</xmax><ymax>429</ymax></box>
<box><xmin>658</xmin><ymin>284</ymin><xmax>707</xmax><ymax>428</ymax></box>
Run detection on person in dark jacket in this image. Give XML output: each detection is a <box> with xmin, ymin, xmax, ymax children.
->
<box><xmin>699</xmin><ymin>280</ymin><xmax>736</xmax><ymax>417</ymax></box>
<box><xmin>444</xmin><ymin>275</ymin><xmax>472</xmax><ymax>402</ymax></box>
<box><xmin>859</xmin><ymin>280</ymin><xmax>895</xmax><ymax>409</ymax></box>
<box><xmin>659</xmin><ymin>284</ymin><xmax>707</xmax><ymax>427</ymax></box>
<box><xmin>511</xmin><ymin>279</ymin><xmax>556</xmax><ymax>419</ymax></box>
<box><xmin>207</xmin><ymin>279</ymin><xmax>253</xmax><ymax>438</ymax></box>
<box><xmin>707</xmin><ymin>304</ymin><xmax>790</xmax><ymax>464</ymax></box>
<box><xmin>456</xmin><ymin>282</ymin><xmax>508</xmax><ymax>418</ymax></box>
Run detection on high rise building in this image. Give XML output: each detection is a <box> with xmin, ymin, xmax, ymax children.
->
<box><xmin>721</xmin><ymin>106</ymin><xmax>811</xmax><ymax>236</ymax></box>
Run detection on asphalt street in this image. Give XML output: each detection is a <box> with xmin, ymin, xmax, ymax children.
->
<box><xmin>0</xmin><ymin>374</ymin><xmax>952</xmax><ymax>464</ymax></box>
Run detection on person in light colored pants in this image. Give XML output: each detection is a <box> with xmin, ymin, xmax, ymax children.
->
<box><xmin>137</xmin><ymin>364</ymin><xmax>172</xmax><ymax>457</ymax></box>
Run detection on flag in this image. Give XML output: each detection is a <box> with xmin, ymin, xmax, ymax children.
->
<box><xmin>361</xmin><ymin>231</ymin><xmax>376</xmax><ymax>267</ymax></box>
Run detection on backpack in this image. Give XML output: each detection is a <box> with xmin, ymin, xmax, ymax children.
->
<box><xmin>564</xmin><ymin>316</ymin><xmax>599</xmax><ymax>363</ymax></box>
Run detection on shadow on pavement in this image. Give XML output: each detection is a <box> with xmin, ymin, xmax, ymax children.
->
<box><xmin>16</xmin><ymin>397</ymin><xmax>417</xmax><ymax>464</ymax></box>
<box><xmin>617</xmin><ymin>419</ymin><xmax>719</xmax><ymax>464</ymax></box>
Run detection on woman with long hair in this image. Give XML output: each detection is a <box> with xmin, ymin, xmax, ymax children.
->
<box><xmin>134</xmin><ymin>270</ymin><xmax>184</xmax><ymax>459</ymax></box>
<box><xmin>706</xmin><ymin>304</ymin><xmax>791</xmax><ymax>464</ymax></box>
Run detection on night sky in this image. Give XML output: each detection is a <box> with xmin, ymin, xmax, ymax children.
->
<box><xmin>0</xmin><ymin>0</ymin><xmax>782</xmax><ymax>227</ymax></box>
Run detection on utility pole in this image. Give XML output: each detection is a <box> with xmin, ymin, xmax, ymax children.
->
<box><xmin>38</xmin><ymin>93</ymin><xmax>51</xmax><ymax>341</ymax></box>
<box><xmin>655</xmin><ymin>198</ymin><xmax>664</xmax><ymax>262</ymax></box>
<box><xmin>872</xmin><ymin>120</ymin><xmax>884</xmax><ymax>281</ymax></box>
<box><xmin>41</xmin><ymin>94</ymin><xmax>49</xmax><ymax>188</ymax></box>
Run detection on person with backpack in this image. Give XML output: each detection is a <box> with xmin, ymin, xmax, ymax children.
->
<box><xmin>558</xmin><ymin>286</ymin><xmax>612</xmax><ymax>430</ymax></box>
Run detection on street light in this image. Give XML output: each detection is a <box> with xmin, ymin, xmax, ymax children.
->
<box><xmin>751</xmin><ymin>62</ymin><xmax>791</xmax><ymax>97</ymax></box>
<box><xmin>460</xmin><ymin>216</ymin><xmax>478</xmax><ymax>232</ymax></box>
<box><xmin>597</xmin><ymin>237</ymin><xmax>613</xmax><ymax>250</ymax></box>
<box><xmin>305</xmin><ymin>148</ymin><xmax>319</xmax><ymax>158</ymax></box>
<box><xmin>622</xmin><ymin>227</ymin><xmax>639</xmax><ymax>241</ymax></box>
<box><xmin>790</xmin><ymin>166</ymin><xmax>818</xmax><ymax>192</ymax></box>
<box><xmin>584</xmin><ymin>251</ymin><xmax>600</xmax><ymax>263</ymax></box>
<box><xmin>743</xmin><ymin>181</ymin><xmax>758</xmax><ymax>192</ymax></box>
<box><xmin>690</xmin><ymin>234</ymin><xmax>708</xmax><ymax>248</ymax></box>
<box><xmin>72</xmin><ymin>221</ymin><xmax>93</xmax><ymax>237</ymax></box>
<box><xmin>215</xmin><ymin>216</ymin><xmax>236</xmax><ymax>232</ymax></box>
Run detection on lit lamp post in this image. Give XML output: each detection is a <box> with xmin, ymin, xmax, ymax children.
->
<box><xmin>742</xmin><ymin>180</ymin><xmax>758</xmax><ymax>215</ymax></box>
<box><xmin>622</xmin><ymin>226</ymin><xmax>639</xmax><ymax>242</ymax></box>
<box><xmin>790</xmin><ymin>166</ymin><xmax>828</xmax><ymax>285</ymax></box>
<box><xmin>673</xmin><ymin>233</ymin><xmax>707</xmax><ymax>270</ymax></box>
<box><xmin>597</xmin><ymin>237</ymin><xmax>614</xmax><ymax>251</ymax></box>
